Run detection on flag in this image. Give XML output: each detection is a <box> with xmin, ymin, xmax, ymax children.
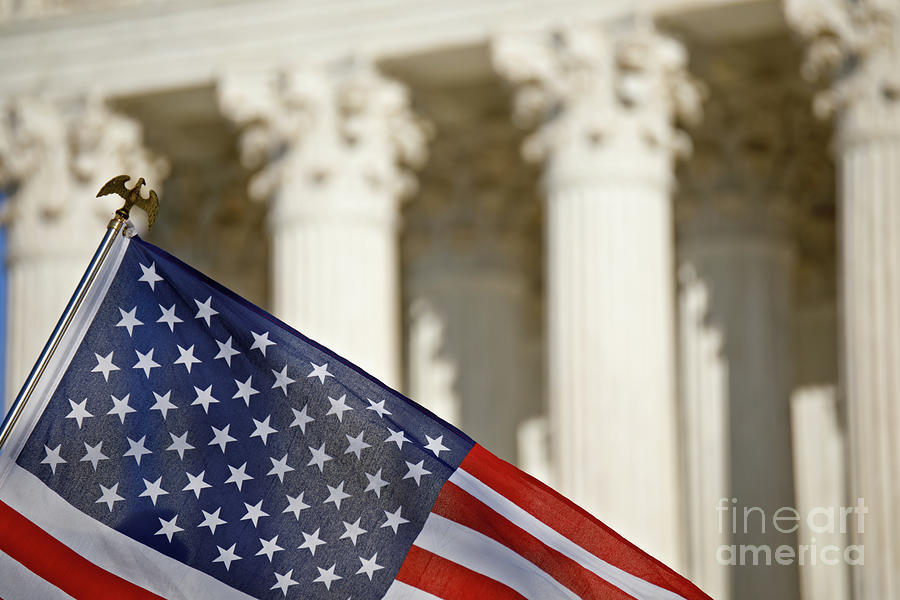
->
<box><xmin>0</xmin><ymin>232</ymin><xmax>711</xmax><ymax>599</ymax></box>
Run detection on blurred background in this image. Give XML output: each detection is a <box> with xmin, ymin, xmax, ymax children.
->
<box><xmin>0</xmin><ymin>0</ymin><xmax>898</xmax><ymax>599</ymax></box>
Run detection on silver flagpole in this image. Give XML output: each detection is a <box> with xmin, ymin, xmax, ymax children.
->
<box><xmin>0</xmin><ymin>175</ymin><xmax>159</xmax><ymax>452</ymax></box>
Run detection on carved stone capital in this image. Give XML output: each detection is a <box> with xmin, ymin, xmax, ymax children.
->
<box><xmin>217</xmin><ymin>60</ymin><xmax>429</xmax><ymax>226</ymax></box>
<box><xmin>0</xmin><ymin>94</ymin><xmax>167</xmax><ymax>258</ymax></box>
<box><xmin>492</xmin><ymin>22</ymin><xmax>704</xmax><ymax>185</ymax></box>
<box><xmin>786</xmin><ymin>0</ymin><xmax>900</xmax><ymax>144</ymax></box>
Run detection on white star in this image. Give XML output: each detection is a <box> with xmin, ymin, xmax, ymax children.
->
<box><xmin>65</xmin><ymin>398</ymin><xmax>92</xmax><ymax>428</ymax></box>
<box><xmin>157</xmin><ymin>304</ymin><xmax>183</xmax><ymax>332</ymax></box>
<box><xmin>173</xmin><ymin>345</ymin><xmax>201</xmax><ymax>373</ymax></box>
<box><xmin>139</xmin><ymin>477</ymin><xmax>168</xmax><ymax>505</ymax></box>
<box><xmin>155</xmin><ymin>515</ymin><xmax>182</xmax><ymax>542</ymax></box>
<box><xmin>313</xmin><ymin>564</ymin><xmax>342</xmax><ymax>590</ymax></box>
<box><xmin>80</xmin><ymin>441</ymin><xmax>108</xmax><ymax>471</ymax></box>
<box><xmin>356</xmin><ymin>553</ymin><xmax>384</xmax><ymax>580</ymax></box>
<box><xmin>241</xmin><ymin>500</ymin><xmax>269</xmax><ymax>527</ymax></box>
<box><xmin>166</xmin><ymin>431</ymin><xmax>194</xmax><ymax>459</ymax></box>
<box><xmin>138</xmin><ymin>262</ymin><xmax>163</xmax><ymax>290</ymax></box>
<box><xmin>250</xmin><ymin>416</ymin><xmax>277</xmax><ymax>445</ymax></box>
<box><xmin>256</xmin><ymin>535</ymin><xmax>283</xmax><ymax>562</ymax></box>
<box><xmin>289</xmin><ymin>405</ymin><xmax>314</xmax><ymax>433</ymax></box>
<box><xmin>115</xmin><ymin>306</ymin><xmax>143</xmax><ymax>336</ymax></box>
<box><xmin>268</xmin><ymin>454</ymin><xmax>295</xmax><ymax>482</ymax></box>
<box><xmin>150</xmin><ymin>390</ymin><xmax>177</xmax><ymax>419</ymax></box>
<box><xmin>307</xmin><ymin>443</ymin><xmax>332</xmax><ymax>472</ymax></box>
<box><xmin>270</xmin><ymin>570</ymin><xmax>298</xmax><ymax>596</ymax></box>
<box><xmin>123</xmin><ymin>435</ymin><xmax>152</xmax><ymax>465</ymax></box>
<box><xmin>364</xmin><ymin>469</ymin><xmax>389</xmax><ymax>498</ymax></box>
<box><xmin>41</xmin><ymin>444</ymin><xmax>65</xmax><ymax>474</ymax></box>
<box><xmin>225</xmin><ymin>463</ymin><xmax>253</xmax><ymax>491</ymax></box>
<box><xmin>344</xmin><ymin>431</ymin><xmax>371</xmax><ymax>460</ymax></box>
<box><xmin>191</xmin><ymin>384</ymin><xmax>219</xmax><ymax>413</ymax></box>
<box><xmin>199</xmin><ymin>507</ymin><xmax>227</xmax><ymax>534</ymax></box>
<box><xmin>326</xmin><ymin>394</ymin><xmax>353</xmax><ymax>422</ymax></box>
<box><xmin>340</xmin><ymin>518</ymin><xmax>367</xmax><ymax>545</ymax></box>
<box><xmin>107</xmin><ymin>393</ymin><xmax>135</xmax><ymax>424</ymax></box>
<box><xmin>232</xmin><ymin>376</ymin><xmax>259</xmax><ymax>406</ymax></box>
<box><xmin>194</xmin><ymin>296</ymin><xmax>218</xmax><ymax>326</ymax></box>
<box><xmin>323</xmin><ymin>481</ymin><xmax>351</xmax><ymax>510</ymax></box>
<box><xmin>307</xmin><ymin>362</ymin><xmax>333</xmax><ymax>384</ymax></box>
<box><xmin>385</xmin><ymin>427</ymin><xmax>411</xmax><ymax>449</ymax></box>
<box><xmin>283</xmin><ymin>492</ymin><xmax>310</xmax><ymax>519</ymax></box>
<box><xmin>213</xmin><ymin>544</ymin><xmax>241</xmax><ymax>571</ymax></box>
<box><xmin>271</xmin><ymin>365</ymin><xmax>295</xmax><ymax>395</ymax></box>
<box><xmin>92</xmin><ymin>351</ymin><xmax>119</xmax><ymax>381</ymax></box>
<box><xmin>96</xmin><ymin>482</ymin><xmax>124</xmax><ymax>512</ymax></box>
<box><xmin>214</xmin><ymin>336</ymin><xmax>240</xmax><ymax>366</ymax></box>
<box><xmin>209</xmin><ymin>424</ymin><xmax>236</xmax><ymax>453</ymax></box>
<box><xmin>404</xmin><ymin>460</ymin><xmax>432</xmax><ymax>486</ymax></box>
<box><xmin>366</xmin><ymin>398</ymin><xmax>391</xmax><ymax>418</ymax></box>
<box><xmin>297</xmin><ymin>528</ymin><xmax>327</xmax><ymax>556</ymax></box>
<box><xmin>381</xmin><ymin>506</ymin><xmax>410</xmax><ymax>533</ymax></box>
<box><xmin>250</xmin><ymin>331</ymin><xmax>275</xmax><ymax>356</ymax></box>
<box><xmin>424</xmin><ymin>434</ymin><xmax>450</xmax><ymax>457</ymax></box>
<box><xmin>133</xmin><ymin>348</ymin><xmax>160</xmax><ymax>378</ymax></box>
<box><xmin>183</xmin><ymin>470</ymin><xmax>211</xmax><ymax>499</ymax></box>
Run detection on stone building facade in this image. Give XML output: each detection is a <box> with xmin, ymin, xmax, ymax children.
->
<box><xmin>0</xmin><ymin>1</ymin><xmax>897</xmax><ymax>598</ymax></box>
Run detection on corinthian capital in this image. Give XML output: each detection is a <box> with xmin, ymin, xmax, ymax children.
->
<box><xmin>786</xmin><ymin>0</ymin><xmax>900</xmax><ymax>138</ymax></box>
<box><xmin>217</xmin><ymin>60</ymin><xmax>429</xmax><ymax>207</ymax></box>
<box><xmin>0</xmin><ymin>95</ymin><xmax>167</xmax><ymax>248</ymax></box>
<box><xmin>492</xmin><ymin>23</ymin><xmax>704</xmax><ymax>165</ymax></box>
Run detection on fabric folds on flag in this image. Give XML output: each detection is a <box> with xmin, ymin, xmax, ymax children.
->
<box><xmin>0</xmin><ymin>233</ymin><xmax>711</xmax><ymax>600</ymax></box>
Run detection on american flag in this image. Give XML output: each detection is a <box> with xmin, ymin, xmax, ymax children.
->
<box><xmin>0</xmin><ymin>233</ymin><xmax>711</xmax><ymax>599</ymax></box>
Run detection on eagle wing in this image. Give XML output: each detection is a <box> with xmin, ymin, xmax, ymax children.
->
<box><xmin>96</xmin><ymin>175</ymin><xmax>131</xmax><ymax>199</ymax></box>
<box><xmin>136</xmin><ymin>189</ymin><xmax>159</xmax><ymax>227</ymax></box>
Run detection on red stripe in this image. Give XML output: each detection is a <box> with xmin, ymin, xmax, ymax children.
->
<box><xmin>0</xmin><ymin>500</ymin><xmax>164</xmax><ymax>600</ymax></box>
<box><xmin>433</xmin><ymin>481</ymin><xmax>637</xmax><ymax>600</ymax></box>
<box><xmin>396</xmin><ymin>545</ymin><xmax>527</xmax><ymax>600</ymax></box>
<box><xmin>460</xmin><ymin>444</ymin><xmax>712</xmax><ymax>600</ymax></box>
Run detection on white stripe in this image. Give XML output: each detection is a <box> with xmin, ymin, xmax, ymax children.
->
<box><xmin>415</xmin><ymin>512</ymin><xmax>581</xmax><ymax>600</ymax></box>
<box><xmin>450</xmin><ymin>468</ymin><xmax>688</xmax><ymax>600</ymax></box>
<box><xmin>0</xmin><ymin>233</ymin><xmax>130</xmax><ymax>471</ymax></box>
<box><xmin>0</xmin><ymin>548</ymin><xmax>74</xmax><ymax>600</ymax></box>
<box><xmin>382</xmin><ymin>580</ymin><xmax>443</xmax><ymax>600</ymax></box>
<box><xmin>1</xmin><ymin>461</ymin><xmax>256</xmax><ymax>599</ymax></box>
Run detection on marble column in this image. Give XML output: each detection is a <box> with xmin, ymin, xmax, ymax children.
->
<box><xmin>0</xmin><ymin>95</ymin><xmax>166</xmax><ymax>409</ymax></box>
<box><xmin>494</xmin><ymin>23</ymin><xmax>703</xmax><ymax>568</ymax></box>
<box><xmin>678</xmin><ymin>216</ymin><xmax>798</xmax><ymax>599</ymax></box>
<box><xmin>787</xmin><ymin>2</ymin><xmax>900</xmax><ymax>597</ymax></box>
<box><xmin>677</xmin><ymin>262</ymin><xmax>729</xmax><ymax>599</ymax></box>
<box><xmin>791</xmin><ymin>385</ymin><xmax>850</xmax><ymax>600</ymax></box>
<box><xmin>218</xmin><ymin>62</ymin><xmax>428</xmax><ymax>387</ymax></box>
<box><xmin>673</xmin><ymin>38</ymin><xmax>832</xmax><ymax>598</ymax></box>
<box><xmin>403</xmin><ymin>104</ymin><xmax>541</xmax><ymax>464</ymax></box>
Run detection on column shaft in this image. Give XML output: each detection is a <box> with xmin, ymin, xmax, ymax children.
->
<box><xmin>547</xmin><ymin>176</ymin><xmax>680</xmax><ymax>563</ymax></box>
<box><xmin>841</xmin><ymin>136</ymin><xmax>900</xmax><ymax>598</ymax></box>
<box><xmin>271</xmin><ymin>202</ymin><xmax>399</xmax><ymax>384</ymax></box>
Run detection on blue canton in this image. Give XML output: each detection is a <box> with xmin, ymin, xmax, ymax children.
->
<box><xmin>16</xmin><ymin>237</ymin><xmax>475</xmax><ymax>599</ymax></box>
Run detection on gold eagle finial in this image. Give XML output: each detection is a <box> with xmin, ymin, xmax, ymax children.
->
<box><xmin>96</xmin><ymin>175</ymin><xmax>159</xmax><ymax>227</ymax></box>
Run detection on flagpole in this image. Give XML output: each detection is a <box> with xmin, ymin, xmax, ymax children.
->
<box><xmin>0</xmin><ymin>175</ymin><xmax>158</xmax><ymax>452</ymax></box>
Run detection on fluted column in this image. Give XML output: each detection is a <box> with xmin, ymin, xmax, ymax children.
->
<box><xmin>0</xmin><ymin>95</ymin><xmax>166</xmax><ymax>409</ymax></box>
<box><xmin>677</xmin><ymin>263</ymin><xmax>730</xmax><ymax>599</ymax></box>
<box><xmin>678</xmin><ymin>218</ymin><xmax>798</xmax><ymax>599</ymax></box>
<box><xmin>404</xmin><ymin>98</ymin><xmax>542</xmax><ymax>466</ymax></box>
<box><xmin>787</xmin><ymin>2</ymin><xmax>900</xmax><ymax>597</ymax></box>
<box><xmin>791</xmin><ymin>385</ymin><xmax>850</xmax><ymax>600</ymax></box>
<box><xmin>494</xmin><ymin>24</ymin><xmax>703</xmax><ymax>568</ymax></box>
<box><xmin>218</xmin><ymin>63</ymin><xmax>428</xmax><ymax>386</ymax></box>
